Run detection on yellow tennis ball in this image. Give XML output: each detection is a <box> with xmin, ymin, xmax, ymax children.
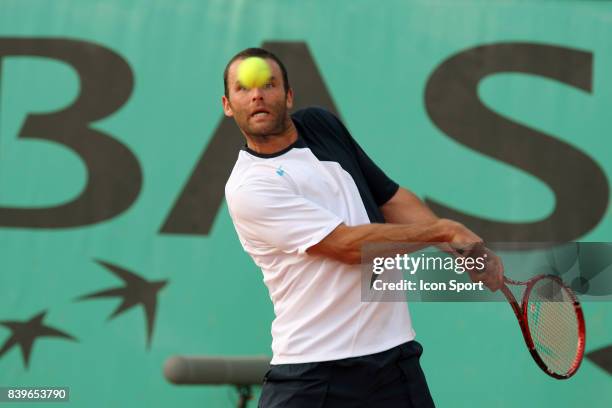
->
<box><xmin>237</xmin><ymin>57</ymin><xmax>271</xmax><ymax>89</ymax></box>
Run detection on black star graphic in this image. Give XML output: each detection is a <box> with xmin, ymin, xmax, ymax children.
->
<box><xmin>0</xmin><ymin>311</ymin><xmax>76</xmax><ymax>368</ymax></box>
<box><xmin>78</xmin><ymin>259</ymin><xmax>168</xmax><ymax>348</ymax></box>
<box><xmin>586</xmin><ymin>344</ymin><xmax>612</xmax><ymax>376</ymax></box>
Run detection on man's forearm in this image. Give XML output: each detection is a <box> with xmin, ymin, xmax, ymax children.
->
<box><xmin>307</xmin><ymin>219</ymin><xmax>455</xmax><ymax>264</ymax></box>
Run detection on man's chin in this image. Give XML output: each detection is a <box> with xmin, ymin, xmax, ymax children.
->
<box><xmin>246</xmin><ymin>124</ymin><xmax>285</xmax><ymax>139</ymax></box>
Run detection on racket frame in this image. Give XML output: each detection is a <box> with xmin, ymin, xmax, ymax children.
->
<box><xmin>501</xmin><ymin>274</ymin><xmax>586</xmax><ymax>380</ymax></box>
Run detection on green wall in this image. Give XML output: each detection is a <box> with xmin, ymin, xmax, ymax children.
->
<box><xmin>0</xmin><ymin>1</ymin><xmax>610</xmax><ymax>407</ymax></box>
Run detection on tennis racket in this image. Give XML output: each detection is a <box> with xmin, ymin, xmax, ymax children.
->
<box><xmin>501</xmin><ymin>274</ymin><xmax>586</xmax><ymax>379</ymax></box>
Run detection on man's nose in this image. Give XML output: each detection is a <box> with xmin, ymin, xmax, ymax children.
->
<box><xmin>250</xmin><ymin>87</ymin><xmax>264</xmax><ymax>101</ymax></box>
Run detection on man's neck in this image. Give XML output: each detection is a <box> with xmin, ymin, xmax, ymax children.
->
<box><xmin>245</xmin><ymin>119</ymin><xmax>298</xmax><ymax>155</ymax></box>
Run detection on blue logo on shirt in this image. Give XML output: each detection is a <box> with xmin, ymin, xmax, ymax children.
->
<box><xmin>276</xmin><ymin>166</ymin><xmax>285</xmax><ymax>176</ymax></box>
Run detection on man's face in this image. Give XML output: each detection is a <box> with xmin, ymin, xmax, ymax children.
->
<box><xmin>222</xmin><ymin>58</ymin><xmax>293</xmax><ymax>138</ymax></box>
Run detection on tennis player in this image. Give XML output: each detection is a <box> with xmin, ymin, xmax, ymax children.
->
<box><xmin>223</xmin><ymin>48</ymin><xmax>503</xmax><ymax>408</ymax></box>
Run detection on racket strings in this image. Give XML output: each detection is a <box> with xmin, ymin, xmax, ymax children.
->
<box><xmin>526</xmin><ymin>279</ymin><xmax>580</xmax><ymax>375</ymax></box>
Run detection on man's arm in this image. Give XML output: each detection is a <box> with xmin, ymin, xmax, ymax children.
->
<box><xmin>307</xmin><ymin>187</ymin><xmax>504</xmax><ymax>291</ymax></box>
<box><xmin>376</xmin><ymin>186</ymin><xmax>503</xmax><ymax>290</ymax></box>
<box><xmin>380</xmin><ymin>187</ymin><xmax>439</xmax><ymax>224</ymax></box>
<box><xmin>306</xmin><ymin>218</ymin><xmax>479</xmax><ymax>264</ymax></box>
<box><xmin>380</xmin><ymin>187</ymin><xmax>471</xmax><ymax>257</ymax></box>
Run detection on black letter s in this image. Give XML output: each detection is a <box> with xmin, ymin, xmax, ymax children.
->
<box><xmin>425</xmin><ymin>43</ymin><xmax>608</xmax><ymax>241</ymax></box>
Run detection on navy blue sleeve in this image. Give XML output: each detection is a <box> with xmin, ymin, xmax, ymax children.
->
<box><xmin>311</xmin><ymin>108</ymin><xmax>399</xmax><ymax>206</ymax></box>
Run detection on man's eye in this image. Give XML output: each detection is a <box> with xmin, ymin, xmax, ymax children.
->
<box><xmin>264</xmin><ymin>82</ymin><xmax>273</xmax><ymax>89</ymax></box>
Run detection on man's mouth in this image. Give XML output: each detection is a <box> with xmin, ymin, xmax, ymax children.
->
<box><xmin>251</xmin><ymin>109</ymin><xmax>270</xmax><ymax>118</ymax></box>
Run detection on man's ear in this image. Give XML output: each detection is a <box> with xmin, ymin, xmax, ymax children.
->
<box><xmin>222</xmin><ymin>95</ymin><xmax>234</xmax><ymax>117</ymax></box>
<box><xmin>286</xmin><ymin>88</ymin><xmax>294</xmax><ymax>110</ymax></box>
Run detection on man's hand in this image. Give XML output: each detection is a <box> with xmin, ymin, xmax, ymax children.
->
<box><xmin>436</xmin><ymin>219</ymin><xmax>483</xmax><ymax>259</ymax></box>
<box><xmin>440</xmin><ymin>220</ymin><xmax>504</xmax><ymax>292</ymax></box>
<box><xmin>465</xmin><ymin>246</ymin><xmax>504</xmax><ymax>292</ymax></box>
<box><xmin>442</xmin><ymin>219</ymin><xmax>483</xmax><ymax>255</ymax></box>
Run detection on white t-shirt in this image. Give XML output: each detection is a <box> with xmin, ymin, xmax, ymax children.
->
<box><xmin>225</xmin><ymin>107</ymin><xmax>415</xmax><ymax>364</ymax></box>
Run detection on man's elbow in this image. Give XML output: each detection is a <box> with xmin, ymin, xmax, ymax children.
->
<box><xmin>308</xmin><ymin>245</ymin><xmax>360</xmax><ymax>264</ymax></box>
<box><xmin>307</xmin><ymin>224</ymin><xmax>361</xmax><ymax>265</ymax></box>
<box><xmin>336</xmin><ymin>248</ymin><xmax>361</xmax><ymax>265</ymax></box>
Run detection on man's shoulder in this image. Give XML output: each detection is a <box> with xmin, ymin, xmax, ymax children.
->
<box><xmin>291</xmin><ymin>106</ymin><xmax>342</xmax><ymax>129</ymax></box>
<box><xmin>225</xmin><ymin>158</ymin><xmax>288</xmax><ymax>199</ymax></box>
<box><xmin>225</xmin><ymin>162</ymin><xmax>295</xmax><ymax>221</ymax></box>
<box><xmin>291</xmin><ymin>107</ymin><xmax>352</xmax><ymax>152</ymax></box>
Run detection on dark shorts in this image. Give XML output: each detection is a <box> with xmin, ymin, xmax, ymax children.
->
<box><xmin>259</xmin><ymin>341</ymin><xmax>435</xmax><ymax>408</ymax></box>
